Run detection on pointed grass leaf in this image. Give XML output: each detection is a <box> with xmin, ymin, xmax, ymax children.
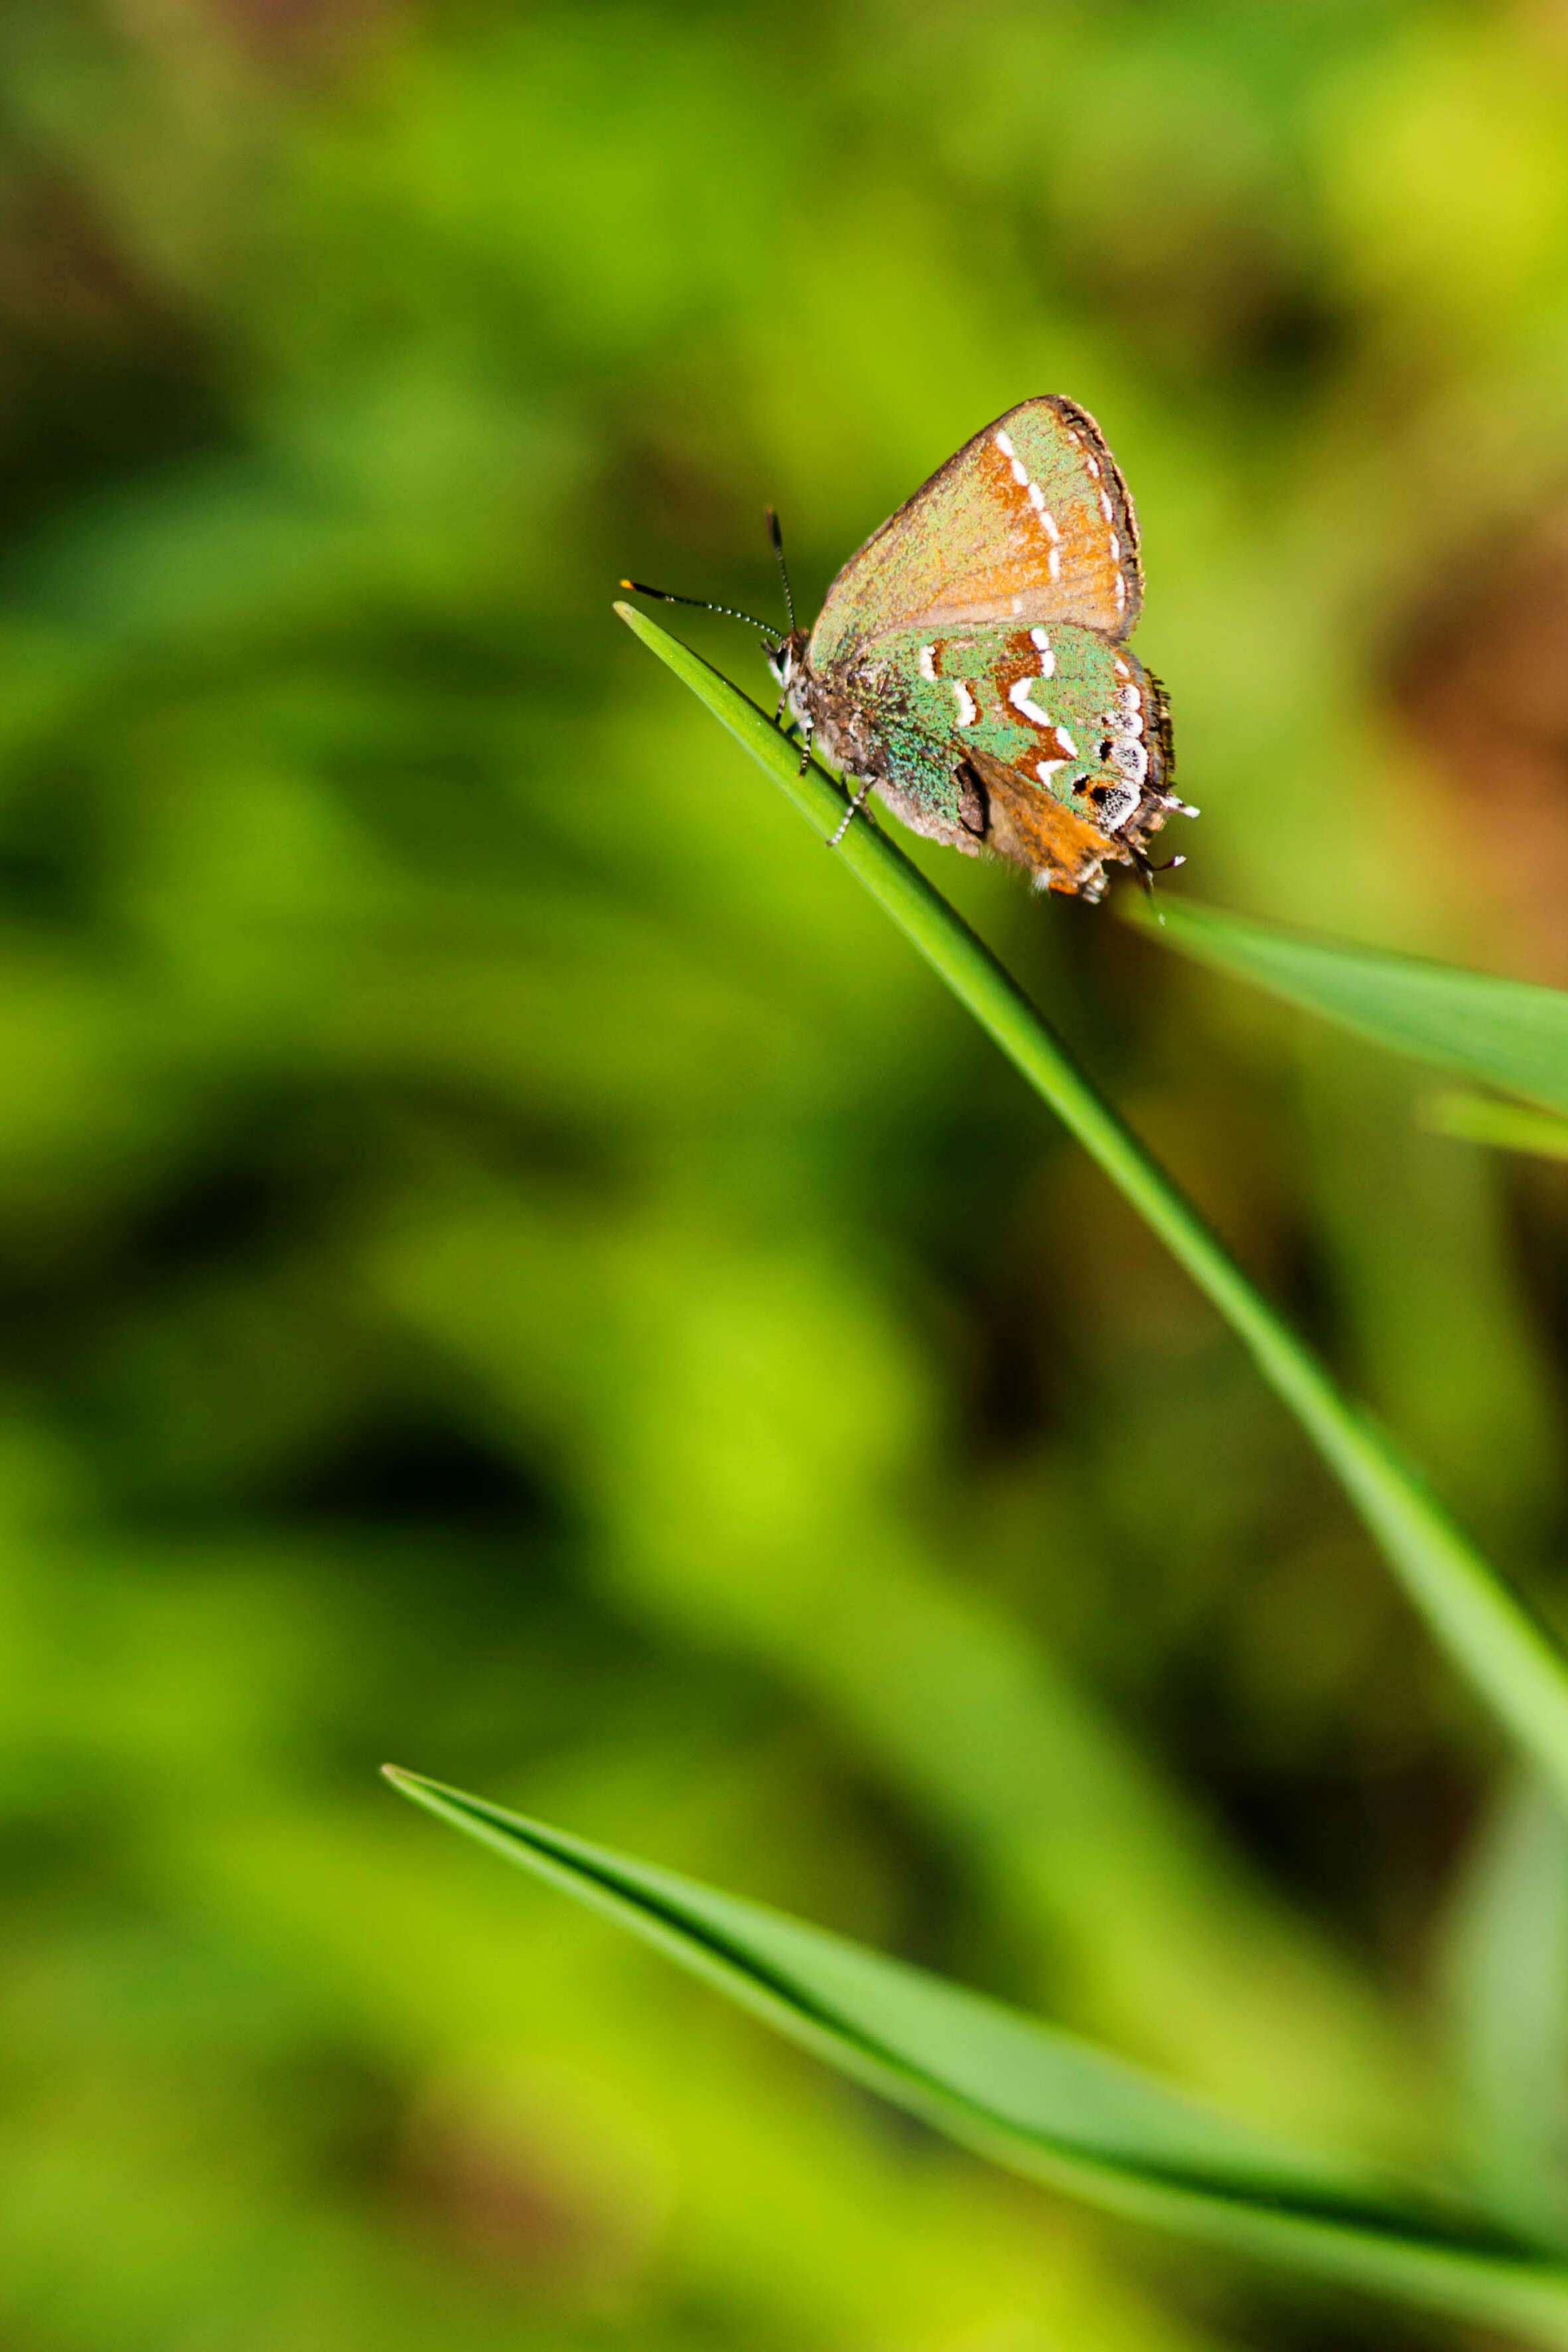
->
<box><xmin>618</xmin><ymin>604</ymin><xmax>1568</xmax><ymax>1808</ymax></box>
<box><xmin>386</xmin><ymin>1769</ymin><xmax>1568</xmax><ymax>2344</ymax></box>
<box><xmin>1423</xmin><ymin>1090</ymin><xmax>1568</xmax><ymax>1163</ymax></box>
<box><xmin>1143</xmin><ymin>899</ymin><xmax>1568</xmax><ymax>1120</ymax></box>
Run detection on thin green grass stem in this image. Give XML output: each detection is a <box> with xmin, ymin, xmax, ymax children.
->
<box><xmin>618</xmin><ymin>601</ymin><xmax>1568</xmax><ymax>1798</ymax></box>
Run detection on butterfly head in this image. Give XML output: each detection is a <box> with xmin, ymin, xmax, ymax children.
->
<box><xmin>623</xmin><ymin>510</ymin><xmax>804</xmax><ymax>699</ymax></box>
<box><xmin>766</xmin><ymin>629</ymin><xmax>808</xmax><ymax>692</ymax></box>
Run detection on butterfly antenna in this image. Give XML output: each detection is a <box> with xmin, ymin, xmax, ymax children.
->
<box><xmin>764</xmin><ymin>508</ymin><xmax>796</xmax><ymax>635</ymax></box>
<box><xmin>619</xmin><ymin>579</ymin><xmax>777</xmax><ymax>637</ymax></box>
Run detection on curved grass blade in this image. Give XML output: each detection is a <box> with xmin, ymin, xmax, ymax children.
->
<box><xmin>1144</xmin><ymin>899</ymin><xmax>1568</xmax><ymax>1119</ymax></box>
<box><xmin>616</xmin><ymin>603</ymin><xmax>1568</xmax><ymax>1804</ymax></box>
<box><xmin>385</xmin><ymin>1768</ymin><xmax>1568</xmax><ymax>2344</ymax></box>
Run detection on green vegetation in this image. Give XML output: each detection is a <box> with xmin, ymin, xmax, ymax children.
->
<box><xmin>616</xmin><ymin>606</ymin><xmax>1568</xmax><ymax>1810</ymax></box>
<box><xmin>6</xmin><ymin>6</ymin><xmax>1568</xmax><ymax>2351</ymax></box>
<box><xmin>388</xmin><ymin>1770</ymin><xmax>1568</xmax><ymax>2343</ymax></box>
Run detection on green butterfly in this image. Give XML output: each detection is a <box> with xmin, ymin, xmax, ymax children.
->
<box><xmin>632</xmin><ymin>397</ymin><xmax>1194</xmax><ymax>903</ymax></box>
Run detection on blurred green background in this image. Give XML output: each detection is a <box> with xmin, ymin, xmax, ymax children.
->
<box><xmin>3</xmin><ymin>2</ymin><xmax>1568</xmax><ymax>2346</ymax></box>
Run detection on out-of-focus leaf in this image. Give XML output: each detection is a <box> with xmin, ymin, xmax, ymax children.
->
<box><xmin>385</xmin><ymin>1769</ymin><xmax>1568</xmax><ymax>2347</ymax></box>
<box><xmin>1423</xmin><ymin>1092</ymin><xmax>1568</xmax><ymax>1162</ymax></box>
<box><xmin>1143</xmin><ymin>901</ymin><xmax>1568</xmax><ymax>1118</ymax></box>
<box><xmin>1443</xmin><ymin>1775</ymin><xmax>1568</xmax><ymax>2247</ymax></box>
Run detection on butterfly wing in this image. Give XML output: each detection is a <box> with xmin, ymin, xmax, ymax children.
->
<box><xmin>855</xmin><ymin>619</ymin><xmax>1173</xmax><ymax>901</ymax></box>
<box><xmin>808</xmin><ymin>397</ymin><xmax>1143</xmax><ymax>672</ymax></box>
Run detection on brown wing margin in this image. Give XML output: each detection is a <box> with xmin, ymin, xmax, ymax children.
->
<box><xmin>1038</xmin><ymin>394</ymin><xmax>1143</xmax><ymax>638</ymax></box>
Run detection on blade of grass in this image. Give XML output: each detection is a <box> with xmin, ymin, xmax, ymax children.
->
<box><xmin>617</xmin><ymin>603</ymin><xmax>1568</xmax><ymax>1801</ymax></box>
<box><xmin>1143</xmin><ymin>898</ymin><xmax>1568</xmax><ymax>1119</ymax></box>
<box><xmin>1423</xmin><ymin>1090</ymin><xmax>1568</xmax><ymax>1163</ymax></box>
<box><xmin>385</xmin><ymin>1767</ymin><xmax>1568</xmax><ymax>2345</ymax></box>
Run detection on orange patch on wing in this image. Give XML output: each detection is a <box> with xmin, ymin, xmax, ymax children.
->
<box><xmin>965</xmin><ymin>745</ymin><xmax>1123</xmax><ymax>895</ymax></box>
<box><xmin>913</xmin><ymin>442</ymin><xmax>1127</xmax><ymax>636</ymax></box>
<box><xmin>1052</xmin><ymin>505</ymin><xmax>1125</xmax><ymax>629</ymax></box>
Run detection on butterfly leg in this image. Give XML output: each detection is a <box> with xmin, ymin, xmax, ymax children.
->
<box><xmin>827</xmin><ymin>776</ymin><xmax>875</xmax><ymax>849</ymax></box>
<box><xmin>1126</xmin><ymin>840</ymin><xmax>1186</xmax><ymax>898</ymax></box>
<box><xmin>795</xmin><ymin>712</ymin><xmax>816</xmax><ymax>777</ymax></box>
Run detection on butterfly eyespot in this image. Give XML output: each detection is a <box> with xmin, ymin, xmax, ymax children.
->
<box><xmin>1098</xmin><ymin>737</ymin><xmax>1113</xmax><ymax>762</ymax></box>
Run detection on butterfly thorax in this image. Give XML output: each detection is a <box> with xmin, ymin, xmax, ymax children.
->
<box><xmin>780</xmin><ymin>641</ymin><xmax>891</xmax><ymax>791</ymax></box>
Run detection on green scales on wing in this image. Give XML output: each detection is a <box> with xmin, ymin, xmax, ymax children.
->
<box><xmin>850</xmin><ymin>617</ymin><xmax>1173</xmax><ymax>876</ymax></box>
<box><xmin>804</xmin><ymin>395</ymin><xmax>1145</xmax><ymax>666</ymax></box>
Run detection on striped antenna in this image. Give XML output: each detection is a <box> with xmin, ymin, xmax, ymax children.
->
<box><xmin>764</xmin><ymin>509</ymin><xmax>796</xmax><ymax>634</ymax></box>
<box><xmin>619</xmin><ymin>580</ymin><xmax>777</xmax><ymax>638</ymax></box>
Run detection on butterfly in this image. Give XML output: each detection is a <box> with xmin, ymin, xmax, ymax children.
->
<box><xmin>627</xmin><ymin>398</ymin><xmax>1194</xmax><ymax>902</ymax></box>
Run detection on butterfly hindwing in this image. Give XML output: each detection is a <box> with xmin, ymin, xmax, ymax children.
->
<box><xmin>808</xmin><ymin>397</ymin><xmax>1143</xmax><ymax>671</ymax></box>
<box><xmin>855</xmin><ymin>619</ymin><xmax>1171</xmax><ymax>898</ymax></box>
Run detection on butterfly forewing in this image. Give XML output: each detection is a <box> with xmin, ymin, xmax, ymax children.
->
<box><xmin>808</xmin><ymin>398</ymin><xmax>1143</xmax><ymax>670</ymax></box>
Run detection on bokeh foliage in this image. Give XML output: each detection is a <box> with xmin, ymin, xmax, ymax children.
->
<box><xmin>3</xmin><ymin>3</ymin><xmax>1568</xmax><ymax>2347</ymax></box>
